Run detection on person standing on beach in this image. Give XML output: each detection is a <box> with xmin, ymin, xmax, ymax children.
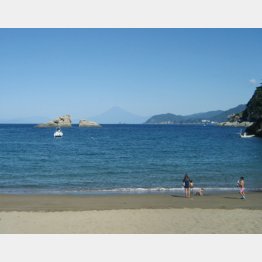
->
<box><xmin>189</xmin><ymin>179</ymin><xmax>194</xmax><ymax>195</ymax></box>
<box><xmin>183</xmin><ymin>174</ymin><xmax>191</xmax><ymax>198</ymax></box>
<box><xmin>238</xmin><ymin>176</ymin><xmax>246</xmax><ymax>199</ymax></box>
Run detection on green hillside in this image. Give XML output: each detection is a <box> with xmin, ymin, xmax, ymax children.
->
<box><xmin>145</xmin><ymin>104</ymin><xmax>246</xmax><ymax>124</ymax></box>
<box><xmin>242</xmin><ymin>84</ymin><xmax>262</xmax><ymax>137</ymax></box>
<box><xmin>211</xmin><ymin>104</ymin><xmax>246</xmax><ymax>122</ymax></box>
<box><xmin>242</xmin><ymin>85</ymin><xmax>262</xmax><ymax>121</ymax></box>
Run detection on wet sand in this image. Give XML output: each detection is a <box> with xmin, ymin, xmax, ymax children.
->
<box><xmin>0</xmin><ymin>192</ymin><xmax>261</xmax><ymax>211</ymax></box>
<box><xmin>0</xmin><ymin>192</ymin><xmax>261</xmax><ymax>233</ymax></box>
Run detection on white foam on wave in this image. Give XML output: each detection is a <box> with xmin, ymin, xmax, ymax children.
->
<box><xmin>76</xmin><ymin>186</ymin><xmax>262</xmax><ymax>195</ymax></box>
<box><xmin>66</xmin><ymin>187</ymin><xmax>262</xmax><ymax>195</ymax></box>
<box><xmin>0</xmin><ymin>187</ymin><xmax>261</xmax><ymax>195</ymax></box>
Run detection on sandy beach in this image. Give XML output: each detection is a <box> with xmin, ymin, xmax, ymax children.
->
<box><xmin>0</xmin><ymin>192</ymin><xmax>262</xmax><ymax>233</ymax></box>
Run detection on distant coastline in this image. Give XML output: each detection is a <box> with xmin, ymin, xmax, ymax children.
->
<box><xmin>0</xmin><ymin>104</ymin><xmax>246</xmax><ymax>125</ymax></box>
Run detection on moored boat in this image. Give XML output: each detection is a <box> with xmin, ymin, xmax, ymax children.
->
<box><xmin>240</xmin><ymin>132</ymin><xmax>255</xmax><ymax>138</ymax></box>
<box><xmin>54</xmin><ymin>127</ymin><xmax>63</xmax><ymax>137</ymax></box>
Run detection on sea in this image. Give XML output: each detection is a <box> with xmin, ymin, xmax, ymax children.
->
<box><xmin>0</xmin><ymin>124</ymin><xmax>261</xmax><ymax>195</ymax></box>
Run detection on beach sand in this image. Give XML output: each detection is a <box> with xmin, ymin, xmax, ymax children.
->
<box><xmin>0</xmin><ymin>192</ymin><xmax>261</xmax><ymax>233</ymax></box>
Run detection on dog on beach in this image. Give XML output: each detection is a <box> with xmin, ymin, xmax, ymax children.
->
<box><xmin>195</xmin><ymin>188</ymin><xmax>205</xmax><ymax>196</ymax></box>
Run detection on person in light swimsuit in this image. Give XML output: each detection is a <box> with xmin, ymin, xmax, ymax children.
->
<box><xmin>238</xmin><ymin>176</ymin><xmax>246</xmax><ymax>199</ymax></box>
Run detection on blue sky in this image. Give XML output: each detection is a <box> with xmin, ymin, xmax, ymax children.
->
<box><xmin>0</xmin><ymin>28</ymin><xmax>261</xmax><ymax>120</ymax></box>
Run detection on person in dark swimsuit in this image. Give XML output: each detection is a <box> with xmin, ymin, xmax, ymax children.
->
<box><xmin>183</xmin><ymin>174</ymin><xmax>191</xmax><ymax>198</ymax></box>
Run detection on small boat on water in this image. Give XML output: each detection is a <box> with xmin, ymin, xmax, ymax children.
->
<box><xmin>240</xmin><ymin>132</ymin><xmax>255</xmax><ymax>138</ymax></box>
<box><xmin>54</xmin><ymin>127</ymin><xmax>63</xmax><ymax>138</ymax></box>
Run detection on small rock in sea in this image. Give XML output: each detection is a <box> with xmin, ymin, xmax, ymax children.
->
<box><xmin>79</xmin><ymin>120</ymin><xmax>101</xmax><ymax>128</ymax></box>
<box><xmin>36</xmin><ymin>115</ymin><xmax>72</xmax><ymax>128</ymax></box>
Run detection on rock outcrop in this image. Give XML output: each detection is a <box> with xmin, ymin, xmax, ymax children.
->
<box><xmin>36</xmin><ymin>115</ymin><xmax>72</xmax><ymax>128</ymax></box>
<box><xmin>241</xmin><ymin>84</ymin><xmax>262</xmax><ymax>137</ymax></box>
<box><xmin>79</xmin><ymin>120</ymin><xmax>101</xmax><ymax>128</ymax></box>
<box><xmin>217</xmin><ymin>121</ymin><xmax>253</xmax><ymax>127</ymax></box>
<box><xmin>245</xmin><ymin>119</ymin><xmax>262</xmax><ymax>137</ymax></box>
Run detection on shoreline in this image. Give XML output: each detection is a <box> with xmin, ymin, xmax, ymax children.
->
<box><xmin>0</xmin><ymin>192</ymin><xmax>261</xmax><ymax>211</ymax></box>
<box><xmin>0</xmin><ymin>187</ymin><xmax>261</xmax><ymax>196</ymax></box>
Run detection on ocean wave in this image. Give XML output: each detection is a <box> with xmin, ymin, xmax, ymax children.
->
<box><xmin>0</xmin><ymin>187</ymin><xmax>261</xmax><ymax>195</ymax></box>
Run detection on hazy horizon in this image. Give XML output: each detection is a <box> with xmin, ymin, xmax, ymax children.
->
<box><xmin>0</xmin><ymin>104</ymin><xmax>246</xmax><ymax>124</ymax></box>
<box><xmin>0</xmin><ymin>28</ymin><xmax>261</xmax><ymax>121</ymax></box>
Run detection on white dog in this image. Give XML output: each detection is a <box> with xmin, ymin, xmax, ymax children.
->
<box><xmin>195</xmin><ymin>188</ymin><xmax>205</xmax><ymax>196</ymax></box>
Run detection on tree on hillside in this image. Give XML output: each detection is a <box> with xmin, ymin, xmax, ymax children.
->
<box><xmin>241</xmin><ymin>84</ymin><xmax>262</xmax><ymax>122</ymax></box>
<box><xmin>242</xmin><ymin>81</ymin><xmax>262</xmax><ymax>137</ymax></box>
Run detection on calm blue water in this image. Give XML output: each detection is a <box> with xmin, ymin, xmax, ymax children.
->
<box><xmin>0</xmin><ymin>124</ymin><xmax>261</xmax><ymax>195</ymax></box>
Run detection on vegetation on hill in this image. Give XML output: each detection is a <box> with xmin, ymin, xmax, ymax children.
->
<box><xmin>145</xmin><ymin>104</ymin><xmax>246</xmax><ymax>124</ymax></box>
<box><xmin>212</xmin><ymin>104</ymin><xmax>246</xmax><ymax>122</ymax></box>
<box><xmin>242</xmin><ymin>85</ymin><xmax>262</xmax><ymax>121</ymax></box>
<box><xmin>145</xmin><ymin>114</ymin><xmax>187</xmax><ymax>124</ymax></box>
<box><xmin>242</xmin><ymin>84</ymin><xmax>262</xmax><ymax>137</ymax></box>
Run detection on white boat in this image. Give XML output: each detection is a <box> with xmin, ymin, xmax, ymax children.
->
<box><xmin>54</xmin><ymin>127</ymin><xmax>63</xmax><ymax>137</ymax></box>
<box><xmin>240</xmin><ymin>132</ymin><xmax>255</xmax><ymax>138</ymax></box>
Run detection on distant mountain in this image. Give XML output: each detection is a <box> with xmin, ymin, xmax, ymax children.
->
<box><xmin>186</xmin><ymin>110</ymin><xmax>224</xmax><ymax>120</ymax></box>
<box><xmin>145</xmin><ymin>104</ymin><xmax>246</xmax><ymax>124</ymax></box>
<box><xmin>145</xmin><ymin>113</ymin><xmax>185</xmax><ymax>124</ymax></box>
<box><xmin>0</xmin><ymin>104</ymin><xmax>247</xmax><ymax>125</ymax></box>
<box><xmin>90</xmin><ymin>106</ymin><xmax>148</xmax><ymax>124</ymax></box>
<box><xmin>210</xmin><ymin>104</ymin><xmax>246</xmax><ymax>122</ymax></box>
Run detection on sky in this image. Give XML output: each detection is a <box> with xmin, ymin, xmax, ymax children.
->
<box><xmin>0</xmin><ymin>28</ymin><xmax>261</xmax><ymax>121</ymax></box>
